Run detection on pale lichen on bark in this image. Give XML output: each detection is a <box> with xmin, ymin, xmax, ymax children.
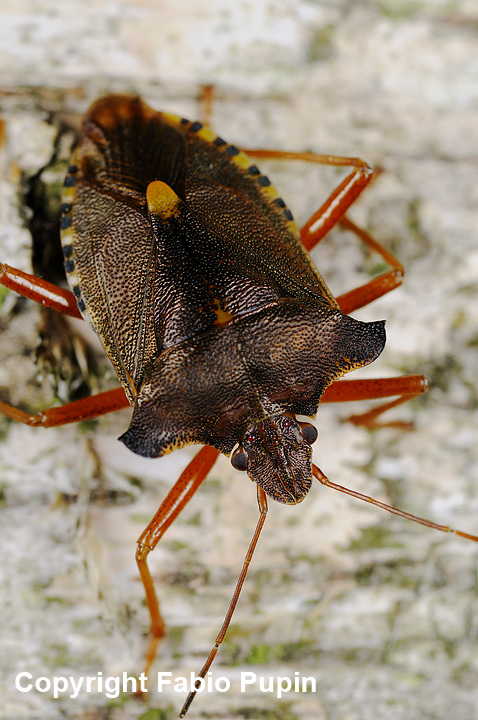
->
<box><xmin>1</xmin><ymin>2</ymin><xmax>478</xmax><ymax>719</ymax></box>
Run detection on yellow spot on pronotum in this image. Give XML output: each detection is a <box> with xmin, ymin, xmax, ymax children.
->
<box><xmin>147</xmin><ymin>181</ymin><xmax>181</xmax><ymax>219</ymax></box>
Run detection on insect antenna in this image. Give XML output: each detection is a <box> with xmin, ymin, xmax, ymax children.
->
<box><xmin>179</xmin><ymin>486</ymin><xmax>268</xmax><ymax>717</ymax></box>
<box><xmin>312</xmin><ymin>464</ymin><xmax>478</xmax><ymax>542</ymax></box>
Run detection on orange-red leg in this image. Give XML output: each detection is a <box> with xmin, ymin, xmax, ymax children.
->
<box><xmin>0</xmin><ymin>261</ymin><xmax>81</xmax><ymax>317</ymax></box>
<box><xmin>336</xmin><ymin>268</ymin><xmax>403</xmax><ymax>315</ymax></box>
<box><xmin>135</xmin><ymin>445</ymin><xmax>221</xmax><ymax>677</ymax></box>
<box><xmin>0</xmin><ymin>387</ymin><xmax>129</xmax><ymax>427</ymax></box>
<box><xmin>321</xmin><ymin>375</ymin><xmax>429</xmax><ymax>429</ymax></box>
<box><xmin>333</xmin><ymin>216</ymin><xmax>405</xmax><ymax>313</ymax></box>
<box><xmin>244</xmin><ymin>148</ymin><xmax>375</xmax><ymax>252</ymax></box>
<box><xmin>242</xmin><ymin>150</ymin><xmax>405</xmax><ymax>313</ymax></box>
<box><xmin>0</xmin><ymin>262</ymin><xmax>130</xmax><ymax>425</ymax></box>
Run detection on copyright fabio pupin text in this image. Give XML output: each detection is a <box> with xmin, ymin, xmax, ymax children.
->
<box><xmin>15</xmin><ymin>671</ymin><xmax>317</xmax><ymax>699</ymax></box>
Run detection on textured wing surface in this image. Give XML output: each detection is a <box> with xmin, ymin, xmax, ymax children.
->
<box><xmin>170</xmin><ymin>117</ymin><xmax>339</xmax><ymax>308</ymax></box>
<box><xmin>61</xmin><ymin>97</ymin><xmax>189</xmax><ymax>398</ymax></box>
<box><xmin>61</xmin><ymin>95</ymin><xmax>338</xmax><ymax>400</ymax></box>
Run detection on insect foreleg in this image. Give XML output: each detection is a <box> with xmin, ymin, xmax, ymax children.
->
<box><xmin>0</xmin><ymin>261</ymin><xmax>81</xmax><ymax>317</ymax></box>
<box><xmin>135</xmin><ymin>445</ymin><xmax>220</xmax><ymax>678</ymax></box>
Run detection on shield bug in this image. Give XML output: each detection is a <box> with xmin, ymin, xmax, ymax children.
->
<box><xmin>1</xmin><ymin>95</ymin><xmax>477</xmax><ymax>716</ymax></box>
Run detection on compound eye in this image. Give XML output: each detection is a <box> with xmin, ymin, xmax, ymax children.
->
<box><xmin>299</xmin><ymin>422</ymin><xmax>318</xmax><ymax>445</ymax></box>
<box><xmin>231</xmin><ymin>446</ymin><xmax>248</xmax><ymax>472</ymax></box>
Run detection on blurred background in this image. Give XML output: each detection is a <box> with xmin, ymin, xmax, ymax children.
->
<box><xmin>1</xmin><ymin>2</ymin><xmax>477</xmax><ymax>719</ymax></box>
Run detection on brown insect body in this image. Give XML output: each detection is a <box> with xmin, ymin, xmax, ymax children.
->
<box><xmin>60</xmin><ymin>95</ymin><xmax>385</xmax><ymax>504</ymax></box>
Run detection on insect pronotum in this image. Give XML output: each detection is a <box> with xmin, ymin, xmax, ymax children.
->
<box><xmin>1</xmin><ymin>95</ymin><xmax>476</xmax><ymax>716</ymax></box>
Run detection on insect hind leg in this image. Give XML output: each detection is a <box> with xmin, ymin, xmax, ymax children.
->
<box><xmin>333</xmin><ymin>216</ymin><xmax>405</xmax><ymax>314</ymax></box>
<box><xmin>135</xmin><ymin>445</ymin><xmax>220</xmax><ymax>678</ymax></box>
<box><xmin>240</xmin><ymin>150</ymin><xmax>403</xmax><ymax>313</ymax></box>
<box><xmin>244</xmin><ymin>147</ymin><xmax>375</xmax><ymax>252</ymax></box>
<box><xmin>0</xmin><ymin>387</ymin><xmax>130</xmax><ymax>427</ymax></box>
<box><xmin>321</xmin><ymin>375</ymin><xmax>429</xmax><ymax>430</ymax></box>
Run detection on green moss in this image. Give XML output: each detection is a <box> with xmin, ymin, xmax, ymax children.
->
<box><xmin>355</xmin><ymin>565</ymin><xmax>375</xmax><ymax>585</ymax></box>
<box><xmin>104</xmin><ymin>694</ymin><xmax>128</xmax><ymax>710</ymax></box>
<box><xmin>243</xmin><ymin>640</ymin><xmax>316</xmax><ymax>665</ymax></box>
<box><xmin>347</xmin><ymin>524</ymin><xmax>395</xmax><ymax>551</ymax></box>
<box><xmin>128</xmin><ymin>476</ymin><xmax>144</xmax><ymax>489</ymax></box>
<box><xmin>186</xmin><ymin>511</ymin><xmax>202</xmax><ymax>526</ymax></box>
<box><xmin>405</xmin><ymin>196</ymin><xmax>431</xmax><ymax>258</ymax></box>
<box><xmin>166</xmin><ymin>539</ymin><xmax>190</xmax><ymax>552</ymax></box>
<box><xmin>168</xmin><ymin>624</ymin><xmax>187</xmax><ymax>650</ymax></box>
<box><xmin>275</xmin><ymin>640</ymin><xmax>316</xmax><ymax>663</ymax></box>
<box><xmin>238</xmin><ymin>704</ymin><xmax>298</xmax><ymax>720</ymax></box>
<box><xmin>131</xmin><ymin>513</ymin><xmax>157</xmax><ymax>525</ymax></box>
<box><xmin>418</xmin><ymin>354</ymin><xmax>462</xmax><ymax>394</ymax></box>
<box><xmin>245</xmin><ymin>644</ymin><xmax>272</xmax><ymax>664</ymax></box>
<box><xmin>0</xmin><ymin>421</ymin><xmax>10</xmax><ymax>443</ymax></box>
<box><xmin>377</xmin><ymin>0</ymin><xmax>424</xmax><ymax>20</ymax></box>
<box><xmin>42</xmin><ymin>642</ymin><xmax>70</xmax><ymax>666</ymax></box>
<box><xmin>354</xmin><ymin>558</ymin><xmax>422</xmax><ymax>590</ymax></box>
<box><xmin>308</xmin><ymin>25</ymin><xmax>336</xmax><ymax>62</ymax></box>
<box><xmin>367</xmin><ymin>260</ymin><xmax>389</xmax><ymax>277</ymax></box>
<box><xmin>452</xmin><ymin>661</ymin><xmax>476</xmax><ymax>688</ymax></box>
<box><xmin>0</xmin><ymin>285</ymin><xmax>10</xmax><ymax>310</ymax></box>
<box><xmin>139</xmin><ymin>707</ymin><xmax>176</xmax><ymax>720</ymax></box>
<box><xmin>466</xmin><ymin>333</ymin><xmax>478</xmax><ymax>348</ymax></box>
